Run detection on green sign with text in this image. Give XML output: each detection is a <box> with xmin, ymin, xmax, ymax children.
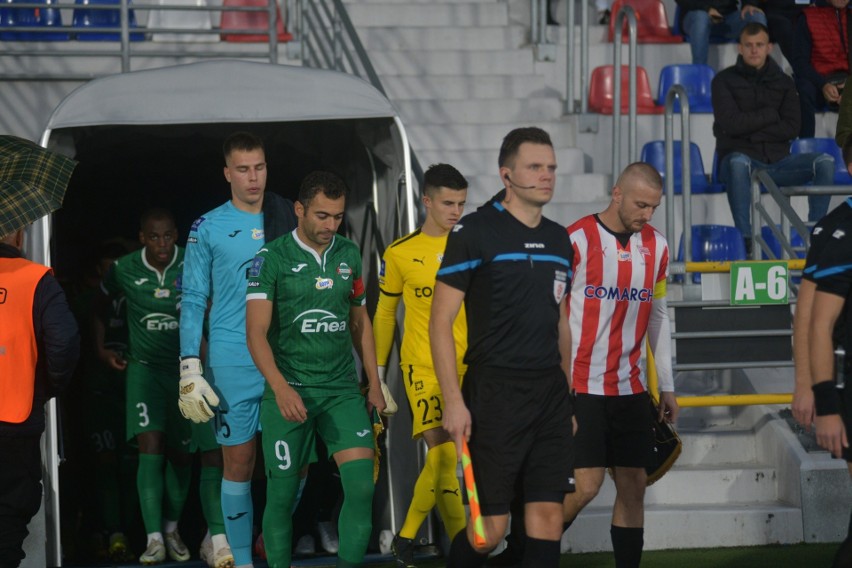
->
<box><xmin>730</xmin><ymin>261</ymin><xmax>789</xmax><ymax>305</ymax></box>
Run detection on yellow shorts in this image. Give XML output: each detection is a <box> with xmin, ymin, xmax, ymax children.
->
<box><xmin>401</xmin><ymin>364</ymin><xmax>464</xmax><ymax>439</ymax></box>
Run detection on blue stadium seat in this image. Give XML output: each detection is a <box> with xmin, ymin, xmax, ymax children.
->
<box><xmin>0</xmin><ymin>0</ymin><xmax>68</xmax><ymax>40</ymax></box>
<box><xmin>656</xmin><ymin>64</ymin><xmax>715</xmax><ymax>113</ymax></box>
<box><xmin>677</xmin><ymin>224</ymin><xmax>747</xmax><ymax>283</ymax></box>
<box><xmin>790</xmin><ymin>137</ymin><xmax>852</xmax><ymax>185</ymax></box>
<box><xmin>640</xmin><ymin>140</ymin><xmax>719</xmax><ymax>194</ymax></box>
<box><xmin>72</xmin><ymin>0</ymin><xmax>144</xmax><ymax>41</ymax></box>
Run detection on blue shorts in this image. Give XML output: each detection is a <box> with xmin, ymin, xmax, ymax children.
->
<box><xmin>207</xmin><ymin>365</ymin><xmax>265</xmax><ymax>446</ymax></box>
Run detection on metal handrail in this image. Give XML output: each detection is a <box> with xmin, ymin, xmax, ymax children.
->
<box><xmin>612</xmin><ymin>5</ymin><xmax>637</xmax><ymax>176</ymax></box>
<box><xmin>751</xmin><ymin>171</ymin><xmax>852</xmax><ymax>259</ymax></box>
<box><xmin>662</xmin><ymin>84</ymin><xmax>693</xmax><ymax>264</ymax></box>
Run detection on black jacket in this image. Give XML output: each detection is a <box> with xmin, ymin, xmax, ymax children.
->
<box><xmin>0</xmin><ymin>243</ymin><xmax>80</xmax><ymax>437</ymax></box>
<box><xmin>712</xmin><ymin>55</ymin><xmax>801</xmax><ymax>164</ymax></box>
<box><xmin>262</xmin><ymin>191</ymin><xmax>298</xmax><ymax>243</ymax></box>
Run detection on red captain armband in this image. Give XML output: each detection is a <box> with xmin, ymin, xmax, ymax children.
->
<box><xmin>813</xmin><ymin>381</ymin><xmax>842</xmax><ymax>416</ymax></box>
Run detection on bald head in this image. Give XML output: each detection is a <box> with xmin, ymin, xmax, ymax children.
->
<box><xmin>614</xmin><ymin>162</ymin><xmax>663</xmax><ymax>193</ymax></box>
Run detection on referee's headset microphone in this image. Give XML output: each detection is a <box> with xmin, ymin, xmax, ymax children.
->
<box><xmin>504</xmin><ymin>174</ymin><xmax>537</xmax><ymax>190</ymax></box>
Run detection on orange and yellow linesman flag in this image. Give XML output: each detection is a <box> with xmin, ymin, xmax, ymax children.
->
<box><xmin>461</xmin><ymin>439</ymin><xmax>486</xmax><ymax>546</ymax></box>
<box><xmin>371</xmin><ymin>408</ymin><xmax>384</xmax><ymax>483</ymax></box>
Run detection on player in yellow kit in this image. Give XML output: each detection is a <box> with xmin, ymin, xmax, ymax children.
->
<box><xmin>373</xmin><ymin>164</ymin><xmax>469</xmax><ymax>568</ymax></box>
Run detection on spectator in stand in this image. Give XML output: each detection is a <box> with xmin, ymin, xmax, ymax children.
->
<box><xmin>677</xmin><ymin>0</ymin><xmax>767</xmax><ymax>65</ymax></box>
<box><xmin>792</xmin><ymin>0</ymin><xmax>851</xmax><ymax>138</ymax></box>
<box><xmin>760</xmin><ymin>0</ymin><xmax>806</xmax><ymax>64</ymax></box>
<box><xmin>712</xmin><ymin>22</ymin><xmax>833</xmax><ymax>252</ymax></box>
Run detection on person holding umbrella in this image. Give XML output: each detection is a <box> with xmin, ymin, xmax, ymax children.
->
<box><xmin>0</xmin><ymin>135</ymin><xmax>81</xmax><ymax>568</ymax></box>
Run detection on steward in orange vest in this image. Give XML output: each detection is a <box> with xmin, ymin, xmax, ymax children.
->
<box><xmin>0</xmin><ymin>228</ymin><xmax>79</xmax><ymax>568</ymax></box>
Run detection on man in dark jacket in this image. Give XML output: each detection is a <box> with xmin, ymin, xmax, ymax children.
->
<box><xmin>678</xmin><ymin>0</ymin><xmax>766</xmax><ymax>65</ymax></box>
<box><xmin>0</xmin><ymin>227</ymin><xmax>79</xmax><ymax>568</ymax></box>
<box><xmin>712</xmin><ymin>22</ymin><xmax>834</xmax><ymax>251</ymax></box>
<box><xmin>792</xmin><ymin>0</ymin><xmax>851</xmax><ymax>138</ymax></box>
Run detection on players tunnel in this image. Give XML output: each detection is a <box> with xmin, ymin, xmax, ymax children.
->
<box><xmin>26</xmin><ymin>60</ymin><xmax>419</xmax><ymax>565</ymax></box>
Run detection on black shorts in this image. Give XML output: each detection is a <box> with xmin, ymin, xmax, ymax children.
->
<box><xmin>463</xmin><ymin>367</ymin><xmax>574</xmax><ymax>516</ymax></box>
<box><xmin>573</xmin><ymin>392</ymin><xmax>654</xmax><ymax>469</ymax></box>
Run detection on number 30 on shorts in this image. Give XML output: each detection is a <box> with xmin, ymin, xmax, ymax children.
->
<box><xmin>416</xmin><ymin>395</ymin><xmax>443</xmax><ymax>426</ymax></box>
<box><xmin>274</xmin><ymin>440</ymin><xmax>292</xmax><ymax>471</ymax></box>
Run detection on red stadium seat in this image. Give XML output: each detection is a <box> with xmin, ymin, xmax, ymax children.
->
<box><xmin>220</xmin><ymin>0</ymin><xmax>291</xmax><ymax>42</ymax></box>
<box><xmin>608</xmin><ymin>0</ymin><xmax>683</xmax><ymax>43</ymax></box>
<box><xmin>588</xmin><ymin>65</ymin><xmax>663</xmax><ymax>114</ymax></box>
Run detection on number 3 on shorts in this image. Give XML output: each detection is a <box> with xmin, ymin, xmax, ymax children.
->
<box><xmin>274</xmin><ymin>440</ymin><xmax>292</xmax><ymax>471</ymax></box>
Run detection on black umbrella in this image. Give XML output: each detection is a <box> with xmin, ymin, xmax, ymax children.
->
<box><xmin>0</xmin><ymin>135</ymin><xmax>77</xmax><ymax>236</ymax></box>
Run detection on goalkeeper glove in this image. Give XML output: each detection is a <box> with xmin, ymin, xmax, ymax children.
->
<box><xmin>178</xmin><ymin>357</ymin><xmax>220</xmax><ymax>423</ymax></box>
<box><xmin>378</xmin><ymin>366</ymin><xmax>398</xmax><ymax>416</ymax></box>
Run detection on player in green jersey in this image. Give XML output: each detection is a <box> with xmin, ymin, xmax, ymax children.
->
<box><xmin>246</xmin><ymin>171</ymin><xmax>386</xmax><ymax>568</ymax></box>
<box><xmin>101</xmin><ymin>209</ymin><xmax>231</xmax><ymax>567</ymax></box>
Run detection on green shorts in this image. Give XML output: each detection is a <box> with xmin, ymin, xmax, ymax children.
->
<box><xmin>125</xmin><ymin>361</ymin><xmax>191</xmax><ymax>450</ymax></box>
<box><xmin>191</xmin><ymin>420</ymin><xmax>220</xmax><ymax>453</ymax></box>
<box><xmin>261</xmin><ymin>390</ymin><xmax>373</xmax><ymax>479</ymax></box>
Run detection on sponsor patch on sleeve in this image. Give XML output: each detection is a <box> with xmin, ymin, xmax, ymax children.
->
<box><xmin>248</xmin><ymin>255</ymin><xmax>265</xmax><ymax>278</ymax></box>
<box><xmin>190</xmin><ymin>216</ymin><xmax>206</xmax><ymax>232</ymax></box>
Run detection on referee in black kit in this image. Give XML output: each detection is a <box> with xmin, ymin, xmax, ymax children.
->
<box><xmin>430</xmin><ymin>126</ymin><xmax>575</xmax><ymax>568</ymax></box>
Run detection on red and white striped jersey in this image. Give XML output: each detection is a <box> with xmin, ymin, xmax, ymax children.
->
<box><xmin>567</xmin><ymin>215</ymin><xmax>669</xmax><ymax>396</ymax></box>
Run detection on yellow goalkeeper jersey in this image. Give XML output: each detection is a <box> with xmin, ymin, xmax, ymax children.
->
<box><xmin>374</xmin><ymin>228</ymin><xmax>467</xmax><ymax>371</ymax></box>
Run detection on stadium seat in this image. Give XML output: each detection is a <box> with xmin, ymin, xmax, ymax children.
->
<box><xmin>0</xmin><ymin>0</ymin><xmax>68</xmax><ymax>40</ymax></box>
<box><xmin>656</xmin><ymin>64</ymin><xmax>715</xmax><ymax>113</ymax></box>
<box><xmin>588</xmin><ymin>65</ymin><xmax>663</xmax><ymax>114</ymax></box>
<box><xmin>148</xmin><ymin>0</ymin><xmax>214</xmax><ymax>41</ymax></box>
<box><xmin>220</xmin><ymin>0</ymin><xmax>292</xmax><ymax>42</ymax></box>
<box><xmin>677</xmin><ymin>224</ymin><xmax>747</xmax><ymax>283</ymax></box>
<box><xmin>640</xmin><ymin>140</ymin><xmax>720</xmax><ymax>194</ymax></box>
<box><xmin>608</xmin><ymin>0</ymin><xmax>683</xmax><ymax>43</ymax></box>
<box><xmin>790</xmin><ymin>137</ymin><xmax>852</xmax><ymax>185</ymax></box>
<box><xmin>72</xmin><ymin>0</ymin><xmax>144</xmax><ymax>41</ymax></box>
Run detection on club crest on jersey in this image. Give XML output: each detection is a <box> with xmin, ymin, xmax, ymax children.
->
<box><xmin>248</xmin><ymin>256</ymin><xmax>265</xmax><ymax>278</ymax></box>
<box><xmin>618</xmin><ymin>250</ymin><xmax>632</xmax><ymax>262</ymax></box>
<box><xmin>315</xmin><ymin>277</ymin><xmax>334</xmax><ymax>290</ymax></box>
<box><xmin>553</xmin><ymin>280</ymin><xmax>567</xmax><ymax>303</ymax></box>
<box><xmin>638</xmin><ymin>246</ymin><xmax>651</xmax><ymax>256</ymax></box>
<box><xmin>153</xmin><ymin>288</ymin><xmax>171</xmax><ymax>299</ymax></box>
<box><xmin>337</xmin><ymin>262</ymin><xmax>352</xmax><ymax>281</ymax></box>
<box><xmin>251</xmin><ymin>228</ymin><xmax>264</xmax><ymax>240</ymax></box>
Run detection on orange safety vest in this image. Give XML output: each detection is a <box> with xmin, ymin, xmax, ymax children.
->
<box><xmin>0</xmin><ymin>257</ymin><xmax>51</xmax><ymax>423</ymax></box>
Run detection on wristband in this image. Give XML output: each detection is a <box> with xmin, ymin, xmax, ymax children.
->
<box><xmin>812</xmin><ymin>381</ymin><xmax>842</xmax><ymax>416</ymax></box>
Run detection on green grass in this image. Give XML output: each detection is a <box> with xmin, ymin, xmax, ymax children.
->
<box><xmin>366</xmin><ymin>543</ymin><xmax>838</xmax><ymax>567</ymax></box>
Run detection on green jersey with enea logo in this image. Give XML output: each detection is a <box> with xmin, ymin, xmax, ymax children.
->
<box><xmin>102</xmin><ymin>246</ymin><xmax>184</xmax><ymax>369</ymax></box>
<box><xmin>247</xmin><ymin>230</ymin><xmax>365</xmax><ymax>397</ymax></box>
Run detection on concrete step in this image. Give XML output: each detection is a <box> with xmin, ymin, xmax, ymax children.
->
<box><xmin>395</xmin><ymin>98</ymin><xmax>564</xmax><ymax>125</ymax></box>
<box><xmin>381</xmin><ymin>74</ymin><xmax>559</xmax><ymax>101</ymax></box>
<box><xmin>371</xmin><ymin>49</ymin><xmax>533</xmax><ymax>76</ymax></box>
<box><xmin>358</xmin><ymin>25</ymin><xmax>527</xmax><ymax>51</ymax></box>
<box><xmin>416</xmin><ymin>147</ymin><xmax>585</xmax><ymax>179</ymax></box>
<box><xmin>405</xmin><ymin>121</ymin><xmax>576</xmax><ymax>151</ymax></box>
<box><xmin>346</xmin><ymin>2</ymin><xmax>508</xmax><ymax>27</ymax></box>
<box><xmin>677</xmin><ymin>428</ymin><xmax>758</xmax><ymax>467</ymax></box>
<box><xmin>562</xmin><ymin>503</ymin><xmax>803</xmax><ymax>552</ymax></box>
<box><xmin>585</xmin><ymin>464</ymin><xmax>780</xmax><ymax>507</ymax></box>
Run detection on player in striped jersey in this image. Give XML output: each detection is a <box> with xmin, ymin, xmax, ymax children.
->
<box><xmin>563</xmin><ymin>163</ymin><xmax>678</xmax><ymax>568</ymax></box>
<box><xmin>373</xmin><ymin>163</ymin><xmax>469</xmax><ymax>567</ymax></box>
<box><xmin>246</xmin><ymin>171</ymin><xmax>385</xmax><ymax>568</ymax></box>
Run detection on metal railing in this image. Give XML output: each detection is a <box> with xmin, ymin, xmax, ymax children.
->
<box><xmin>661</xmin><ymin>84</ymin><xmax>694</xmax><ymax>266</ymax></box>
<box><xmin>611</xmin><ymin>5</ymin><xmax>637</xmax><ymax>176</ymax></box>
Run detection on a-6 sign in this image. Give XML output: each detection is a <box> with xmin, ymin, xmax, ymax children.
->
<box><xmin>730</xmin><ymin>261</ymin><xmax>789</xmax><ymax>305</ymax></box>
